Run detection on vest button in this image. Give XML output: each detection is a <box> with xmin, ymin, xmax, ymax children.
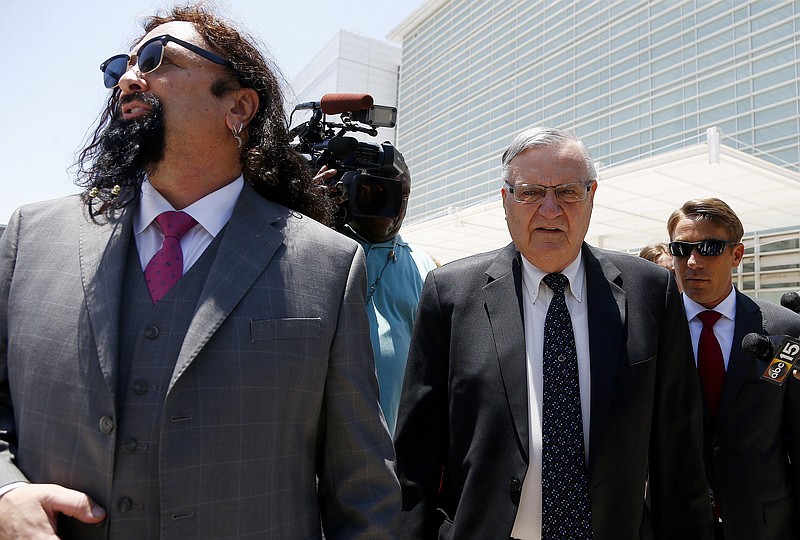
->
<box><xmin>713</xmin><ymin>446</ymin><xmax>722</xmax><ymax>456</ymax></box>
<box><xmin>117</xmin><ymin>497</ymin><xmax>133</xmax><ymax>513</ymax></box>
<box><xmin>132</xmin><ymin>380</ymin><xmax>150</xmax><ymax>395</ymax></box>
<box><xmin>98</xmin><ymin>416</ymin><xmax>115</xmax><ymax>434</ymax></box>
<box><xmin>509</xmin><ymin>478</ymin><xmax>522</xmax><ymax>493</ymax></box>
<box><xmin>123</xmin><ymin>439</ymin><xmax>138</xmax><ymax>453</ymax></box>
<box><xmin>144</xmin><ymin>325</ymin><xmax>160</xmax><ymax>339</ymax></box>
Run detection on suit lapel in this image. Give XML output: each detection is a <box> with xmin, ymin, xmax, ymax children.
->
<box><xmin>484</xmin><ymin>244</ymin><xmax>530</xmax><ymax>462</ymax></box>
<box><xmin>484</xmin><ymin>244</ymin><xmax>627</xmax><ymax>468</ymax></box>
<box><xmin>169</xmin><ymin>183</ymin><xmax>285</xmax><ymax>390</ymax></box>
<box><xmin>716</xmin><ymin>290</ymin><xmax>762</xmax><ymax>426</ymax></box>
<box><xmin>79</xmin><ymin>207</ymin><xmax>133</xmax><ymax>394</ymax></box>
<box><xmin>582</xmin><ymin>245</ymin><xmax>625</xmax><ymax>474</ymax></box>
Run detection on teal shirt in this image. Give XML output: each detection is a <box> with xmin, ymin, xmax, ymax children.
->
<box><xmin>357</xmin><ymin>234</ymin><xmax>437</xmax><ymax>435</ymax></box>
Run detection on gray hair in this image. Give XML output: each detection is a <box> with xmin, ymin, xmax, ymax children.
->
<box><xmin>501</xmin><ymin>126</ymin><xmax>597</xmax><ymax>183</ymax></box>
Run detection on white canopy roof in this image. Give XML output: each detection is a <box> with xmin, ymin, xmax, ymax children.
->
<box><xmin>402</xmin><ymin>140</ymin><xmax>800</xmax><ymax>265</ymax></box>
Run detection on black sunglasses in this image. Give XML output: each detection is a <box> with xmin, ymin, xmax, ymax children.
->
<box><xmin>100</xmin><ymin>34</ymin><xmax>230</xmax><ymax>89</ymax></box>
<box><xmin>668</xmin><ymin>239</ymin><xmax>735</xmax><ymax>257</ymax></box>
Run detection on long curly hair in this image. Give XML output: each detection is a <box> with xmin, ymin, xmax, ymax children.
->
<box><xmin>75</xmin><ymin>4</ymin><xmax>333</xmax><ymax>224</ymax></box>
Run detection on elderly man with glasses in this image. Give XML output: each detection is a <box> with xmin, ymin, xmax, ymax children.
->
<box><xmin>668</xmin><ymin>197</ymin><xmax>800</xmax><ymax>540</ymax></box>
<box><xmin>0</xmin><ymin>5</ymin><xmax>400</xmax><ymax>539</ymax></box>
<box><xmin>394</xmin><ymin>126</ymin><xmax>713</xmax><ymax>540</ymax></box>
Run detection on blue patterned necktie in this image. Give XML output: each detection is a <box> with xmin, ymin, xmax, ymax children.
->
<box><xmin>541</xmin><ymin>273</ymin><xmax>593</xmax><ymax>539</ymax></box>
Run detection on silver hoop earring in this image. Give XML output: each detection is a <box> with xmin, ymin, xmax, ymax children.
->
<box><xmin>232</xmin><ymin>123</ymin><xmax>244</xmax><ymax>149</ymax></box>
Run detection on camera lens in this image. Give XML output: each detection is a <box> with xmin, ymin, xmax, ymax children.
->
<box><xmin>355</xmin><ymin>177</ymin><xmax>389</xmax><ymax>217</ymax></box>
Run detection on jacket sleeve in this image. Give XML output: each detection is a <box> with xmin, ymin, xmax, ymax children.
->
<box><xmin>779</xmin><ymin>312</ymin><xmax>800</xmax><ymax>529</ymax></box>
<box><xmin>0</xmin><ymin>208</ymin><xmax>31</xmax><ymax>489</ymax></box>
<box><xmin>647</xmin><ymin>274</ymin><xmax>713</xmax><ymax>539</ymax></box>
<box><xmin>394</xmin><ymin>270</ymin><xmax>449</xmax><ymax>539</ymax></box>
<box><xmin>316</xmin><ymin>244</ymin><xmax>402</xmax><ymax>539</ymax></box>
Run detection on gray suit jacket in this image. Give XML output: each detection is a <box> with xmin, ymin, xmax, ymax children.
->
<box><xmin>0</xmin><ymin>183</ymin><xmax>400</xmax><ymax>539</ymax></box>
<box><xmin>395</xmin><ymin>243</ymin><xmax>712</xmax><ymax>540</ymax></box>
<box><xmin>705</xmin><ymin>290</ymin><xmax>800</xmax><ymax>540</ymax></box>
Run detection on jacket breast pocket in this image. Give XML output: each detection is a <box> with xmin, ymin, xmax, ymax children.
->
<box><xmin>629</xmin><ymin>354</ymin><xmax>653</xmax><ymax>366</ymax></box>
<box><xmin>250</xmin><ymin>317</ymin><xmax>322</xmax><ymax>341</ymax></box>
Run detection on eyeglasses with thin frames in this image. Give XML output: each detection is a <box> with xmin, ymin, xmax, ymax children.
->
<box><xmin>504</xmin><ymin>181</ymin><xmax>595</xmax><ymax>204</ymax></box>
<box><xmin>100</xmin><ymin>34</ymin><xmax>231</xmax><ymax>89</ymax></box>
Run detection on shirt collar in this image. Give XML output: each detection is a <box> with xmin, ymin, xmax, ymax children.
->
<box><xmin>366</xmin><ymin>235</ymin><xmax>408</xmax><ymax>249</ymax></box>
<box><xmin>520</xmin><ymin>251</ymin><xmax>585</xmax><ymax>304</ymax></box>
<box><xmin>683</xmin><ymin>286</ymin><xmax>737</xmax><ymax>323</ymax></box>
<box><xmin>134</xmin><ymin>175</ymin><xmax>244</xmax><ymax>236</ymax></box>
<box><xmin>345</xmin><ymin>227</ymin><xmax>408</xmax><ymax>250</ymax></box>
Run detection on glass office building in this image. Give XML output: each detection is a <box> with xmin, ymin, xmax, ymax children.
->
<box><xmin>739</xmin><ymin>228</ymin><xmax>800</xmax><ymax>302</ymax></box>
<box><xmin>389</xmin><ymin>0</ymin><xmax>800</xmax><ymax>301</ymax></box>
<box><xmin>289</xmin><ymin>30</ymin><xmax>402</xmax><ymax>147</ymax></box>
<box><xmin>391</xmin><ymin>0</ymin><xmax>800</xmax><ymax>223</ymax></box>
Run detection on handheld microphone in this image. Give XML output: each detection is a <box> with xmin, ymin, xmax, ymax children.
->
<box><xmin>294</xmin><ymin>94</ymin><xmax>374</xmax><ymax>115</ymax></box>
<box><xmin>780</xmin><ymin>291</ymin><xmax>800</xmax><ymax>314</ymax></box>
<box><xmin>743</xmin><ymin>332</ymin><xmax>800</xmax><ymax>386</ymax></box>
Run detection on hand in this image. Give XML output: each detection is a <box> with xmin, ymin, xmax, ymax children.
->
<box><xmin>0</xmin><ymin>483</ymin><xmax>106</xmax><ymax>539</ymax></box>
<box><xmin>314</xmin><ymin>165</ymin><xmax>347</xmax><ymax>204</ymax></box>
<box><xmin>314</xmin><ymin>165</ymin><xmax>338</xmax><ymax>185</ymax></box>
<box><xmin>315</xmin><ymin>166</ymin><xmax>347</xmax><ymax>205</ymax></box>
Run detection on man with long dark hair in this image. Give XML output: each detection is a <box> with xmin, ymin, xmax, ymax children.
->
<box><xmin>0</xmin><ymin>6</ymin><xmax>399</xmax><ymax>538</ymax></box>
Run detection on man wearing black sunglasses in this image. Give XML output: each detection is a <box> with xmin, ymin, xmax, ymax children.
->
<box><xmin>667</xmin><ymin>197</ymin><xmax>800</xmax><ymax>540</ymax></box>
<box><xmin>0</xmin><ymin>5</ymin><xmax>400</xmax><ymax>540</ymax></box>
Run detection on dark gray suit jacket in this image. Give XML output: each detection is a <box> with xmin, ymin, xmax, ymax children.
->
<box><xmin>705</xmin><ymin>290</ymin><xmax>800</xmax><ymax>540</ymax></box>
<box><xmin>0</xmin><ymin>182</ymin><xmax>400</xmax><ymax>539</ymax></box>
<box><xmin>394</xmin><ymin>242</ymin><xmax>712</xmax><ymax>540</ymax></box>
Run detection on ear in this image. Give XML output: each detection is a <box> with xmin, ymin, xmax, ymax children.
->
<box><xmin>731</xmin><ymin>242</ymin><xmax>745</xmax><ymax>268</ymax></box>
<box><xmin>226</xmin><ymin>87</ymin><xmax>259</xmax><ymax>131</ymax></box>
<box><xmin>588</xmin><ymin>179</ymin><xmax>598</xmax><ymax>205</ymax></box>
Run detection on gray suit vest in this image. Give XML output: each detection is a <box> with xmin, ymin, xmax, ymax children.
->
<box><xmin>106</xmin><ymin>234</ymin><xmax>220</xmax><ymax>539</ymax></box>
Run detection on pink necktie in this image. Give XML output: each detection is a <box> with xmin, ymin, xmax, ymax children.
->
<box><xmin>144</xmin><ymin>211</ymin><xmax>197</xmax><ymax>304</ymax></box>
<box><xmin>697</xmin><ymin>310</ymin><xmax>725</xmax><ymax>418</ymax></box>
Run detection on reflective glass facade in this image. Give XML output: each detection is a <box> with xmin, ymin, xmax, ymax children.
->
<box><xmin>396</xmin><ymin>0</ymin><xmax>800</xmax><ymax>227</ymax></box>
<box><xmin>739</xmin><ymin>227</ymin><xmax>800</xmax><ymax>303</ymax></box>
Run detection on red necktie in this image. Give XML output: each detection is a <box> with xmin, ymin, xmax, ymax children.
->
<box><xmin>697</xmin><ymin>310</ymin><xmax>725</xmax><ymax>418</ymax></box>
<box><xmin>144</xmin><ymin>211</ymin><xmax>197</xmax><ymax>304</ymax></box>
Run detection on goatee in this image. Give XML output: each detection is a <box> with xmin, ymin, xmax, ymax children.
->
<box><xmin>90</xmin><ymin>93</ymin><xmax>166</xmax><ymax>189</ymax></box>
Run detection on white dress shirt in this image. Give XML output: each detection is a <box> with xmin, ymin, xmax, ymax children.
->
<box><xmin>683</xmin><ymin>288</ymin><xmax>737</xmax><ymax>369</ymax></box>
<box><xmin>134</xmin><ymin>175</ymin><xmax>244</xmax><ymax>271</ymax></box>
<box><xmin>511</xmin><ymin>252</ymin><xmax>592</xmax><ymax>540</ymax></box>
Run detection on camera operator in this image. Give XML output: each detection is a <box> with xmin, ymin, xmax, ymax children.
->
<box><xmin>317</xmin><ymin>161</ymin><xmax>437</xmax><ymax>436</ymax></box>
<box><xmin>291</xmin><ymin>93</ymin><xmax>437</xmax><ymax>435</ymax></box>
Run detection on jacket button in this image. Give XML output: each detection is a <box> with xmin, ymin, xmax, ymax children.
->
<box><xmin>123</xmin><ymin>439</ymin><xmax>138</xmax><ymax>453</ymax></box>
<box><xmin>117</xmin><ymin>497</ymin><xmax>133</xmax><ymax>513</ymax></box>
<box><xmin>98</xmin><ymin>416</ymin><xmax>115</xmax><ymax>434</ymax></box>
<box><xmin>143</xmin><ymin>325</ymin><xmax>160</xmax><ymax>339</ymax></box>
<box><xmin>132</xmin><ymin>380</ymin><xmax>153</xmax><ymax>395</ymax></box>
<box><xmin>713</xmin><ymin>446</ymin><xmax>722</xmax><ymax>456</ymax></box>
<box><xmin>509</xmin><ymin>478</ymin><xmax>522</xmax><ymax>493</ymax></box>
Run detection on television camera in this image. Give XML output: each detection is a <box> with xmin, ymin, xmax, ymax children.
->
<box><xmin>289</xmin><ymin>93</ymin><xmax>405</xmax><ymax>228</ymax></box>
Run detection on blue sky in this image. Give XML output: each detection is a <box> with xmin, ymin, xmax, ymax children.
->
<box><xmin>0</xmin><ymin>0</ymin><xmax>424</xmax><ymax>224</ymax></box>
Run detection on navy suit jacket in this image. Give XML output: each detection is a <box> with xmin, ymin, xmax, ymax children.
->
<box><xmin>703</xmin><ymin>290</ymin><xmax>800</xmax><ymax>540</ymax></box>
<box><xmin>395</xmin><ymin>242</ymin><xmax>712</xmax><ymax>540</ymax></box>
